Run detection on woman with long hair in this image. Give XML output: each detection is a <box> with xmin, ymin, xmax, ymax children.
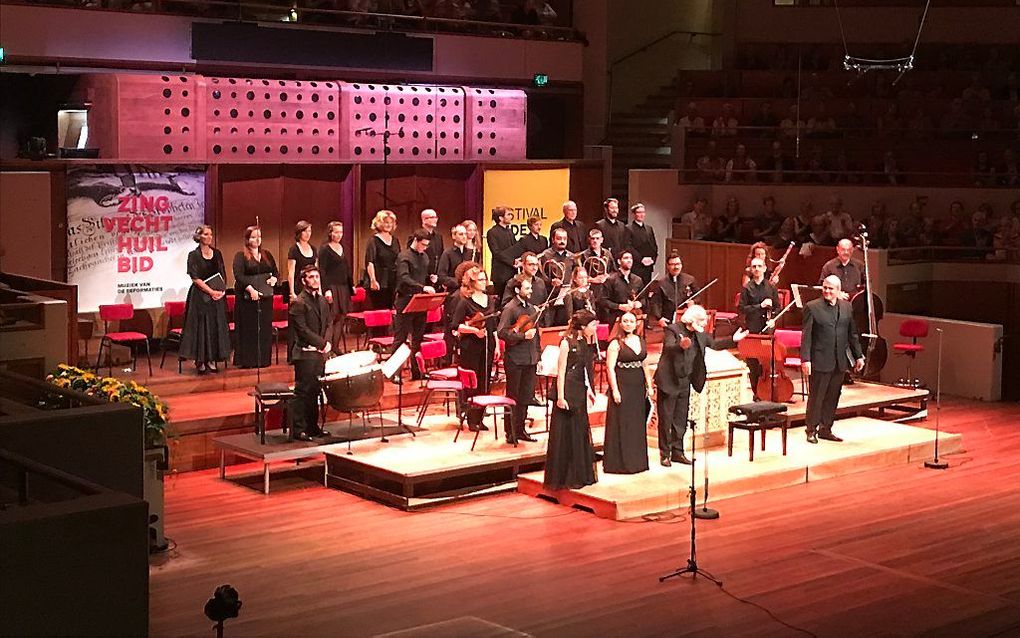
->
<box><xmin>179</xmin><ymin>225</ymin><xmax>231</xmax><ymax>374</ymax></box>
<box><xmin>450</xmin><ymin>265</ymin><xmax>498</xmax><ymax>432</ymax></box>
<box><xmin>544</xmin><ymin>309</ymin><xmax>599</xmax><ymax>490</ymax></box>
<box><xmin>564</xmin><ymin>266</ymin><xmax>597</xmax><ymax>318</ymax></box>
<box><xmin>741</xmin><ymin>241</ymin><xmax>778</xmax><ymax>286</ymax></box>
<box><xmin>318</xmin><ymin>221</ymin><xmax>354</xmax><ymax>352</ymax></box>
<box><xmin>462</xmin><ymin>219</ymin><xmax>482</xmax><ymax>258</ymax></box>
<box><xmin>603</xmin><ymin>311</ymin><xmax>652</xmax><ymax>474</ymax></box>
<box><xmin>287</xmin><ymin>220</ymin><xmax>317</xmax><ymax>301</ymax></box>
<box><xmin>364</xmin><ymin>210</ymin><xmax>399</xmax><ymax>309</ymax></box>
<box><xmin>232</xmin><ymin>225</ymin><xmax>278</xmax><ymax>368</ymax></box>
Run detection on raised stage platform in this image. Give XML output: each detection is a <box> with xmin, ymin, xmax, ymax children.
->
<box><xmin>517</xmin><ymin>416</ymin><xmax>962</xmax><ymax>520</ymax></box>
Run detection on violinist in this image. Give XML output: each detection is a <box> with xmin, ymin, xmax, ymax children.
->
<box><xmin>501</xmin><ymin>251</ymin><xmax>550</xmax><ymax>312</ymax></box>
<box><xmin>451</xmin><ymin>265</ymin><xmax>498</xmax><ymax>431</ymax></box>
<box><xmin>437</xmin><ymin>225</ymin><xmax>476</xmax><ymax>365</ymax></box>
<box><xmin>599</xmin><ymin>249</ymin><xmax>643</xmax><ymax>327</ymax></box>
<box><xmin>564</xmin><ymin>266</ymin><xmax>599</xmax><ymax>318</ymax></box>
<box><xmin>738</xmin><ymin>257</ymin><xmax>780</xmax><ymax>396</ymax></box>
<box><xmin>649</xmin><ymin>251</ymin><xmax>697</xmax><ymax>328</ymax></box>
<box><xmin>497</xmin><ymin>275</ymin><xmax>541</xmax><ymax>444</ymax></box>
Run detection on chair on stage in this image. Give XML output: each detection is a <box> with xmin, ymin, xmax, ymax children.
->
<box><xmin>415</xmin><ymin>359</ymin><xmax>465</xmax><ymax>428</ymax></box>
<box><xmin>416</xmin><ymin>339</ymin><xmax>457</xmax><ymax>385</ymax></box>
<box><xmin>710</xmin><ymin>293</ymin><xmax>740</xmax><ymax>337</ymax></box>
<box><xmin>454</xmin><ymin>368</ymin><xmax>516</xmax><ymax>451</ymax></box>
<box><xmin>594</xmin><ymin>323</ymin><xmax>610</xmax><ymax>391</ymax></box>
<box><xmin>422</xmin><ymin>305</ymin><xmax>445</xmax><ymax>342</ymax></box>
<box><xmin>159</xmin><ymin>300</ymin><xmax>187</xmax><ymax>373</ymax></box>
<box><xmin>893</xmin><ymin>318</ymin><xmax>929</xmax><ymax>388</ymax></box>
<box><xmin>96</xmin><ymin>303</ymin><xmax>153</xmax><ymax>377</ymax></box>
<box><xmin>342</xmin><ymin>286</ymin><xmax>368</xmax><ymax>350</ymax></box>
<box><xmin>774</xmin><ymin>329</ymin><xmax>807</xmax><ymax>400</ymax></box>
<box><xmin>363</xmin><ymin>309</ymin><xmax>395</xmax><ymax>355</ymax></box>
<box><xmin>271</xmin><ymin>294</ymin><xmax>288</xmax><ymax>364</ymax></box>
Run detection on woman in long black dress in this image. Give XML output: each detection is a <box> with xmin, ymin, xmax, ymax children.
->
<box><xmin>364</xmin><ymin>210</ymin><xmax>399</xmax><ymax>309</ymax></box>
<box><xmin>319</xmin><ymin>220</ymin><xmax>354</xmax><ymax>353</ymax></box>
<box><xmin>451</xmin><ymin>265</ymin><xmax>498</xmax><ymax>432</ymax></box>
<box><xmin>287</xmin><ymin>220</ymin><xmax>317</xmax><ymax>301</ymax></box>
<box><xmin>232</xmin><ymin>225</ymin><xmax>278</xmax><ymax>368</ymax></box>
<box><xmin>603</xmin><ymin>311</ymin><xmax>653</xmax><ymax>474</ymax></box>
<box><xmin>544</xmin><ymin>309</ymin><xmax>599</xmax><ymax>490</ymax></box>
<box><xmin>179</xmin><ymin>225</ymin><xmax>231</xmax><ymax>374</ymax></box>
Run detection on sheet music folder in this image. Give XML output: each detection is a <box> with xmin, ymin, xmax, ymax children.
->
<box><xmin>403</xmin><ymin>292</ymin><xmax>447</xmax><ymax>313</ymax></box>
<box><xmin>203</xmin><ymin>272</ymin><xmax>226</xmax><ymax>292</ymax></box>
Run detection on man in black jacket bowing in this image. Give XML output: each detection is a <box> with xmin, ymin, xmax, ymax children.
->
<box><xmin>289</xmin><ymin>265</ymin><xmax>332</xmax><ymax>441</ymax></box>
<box><xmin>654</xmin><ymin>305</ymin><xmax>747</xmax><ymax>466</ymax></box>
<box><xmin>801</xmin><ymin>275</ymin><xmax>865</xmax><ymax>443</ymax></box>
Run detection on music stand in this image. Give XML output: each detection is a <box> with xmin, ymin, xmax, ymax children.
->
<box><xmin>381</xmin><ymin>344</ymin><xmax>414</xmax><ymax>440</ymax></box>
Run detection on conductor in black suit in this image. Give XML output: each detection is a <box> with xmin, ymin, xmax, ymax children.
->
<box><xmin>487</xmin><ymin>206</ymin><xmax>517</xmax><ymax>299</ymax></box>
<box><xmin>800</xmin><ymin>275</ymin><xmax>865</xmax><ymax>443</ymax></box>
<box><xmin>654</xmin><ymin>305</ymin><xmax>747</xmax><ymax>466</ymax></box>
<box><xmin>289</xmin><ymin>265</ymin><xmax>332</xmax><ymax>441</ymax></box>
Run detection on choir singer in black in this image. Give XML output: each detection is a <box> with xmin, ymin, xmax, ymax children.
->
<box><xmin>289</xmin><ymin>265</ymin><xmax>331</xmax><ymax>441</ymax></box>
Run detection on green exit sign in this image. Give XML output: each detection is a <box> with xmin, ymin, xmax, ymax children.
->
<box><xmin>533</xmin><ymin>73</ymin><xmax>549</xmax><ymax>87</ymax></box>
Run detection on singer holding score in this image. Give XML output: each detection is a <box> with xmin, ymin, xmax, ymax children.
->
<box><xmin>179</xmin><ymin>225</ymin><xmax>231</xmax><ymax>374</ymax></box>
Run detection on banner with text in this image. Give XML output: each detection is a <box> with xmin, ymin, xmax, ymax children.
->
<box><xmin>481</xmin><ymin>167</ymin><xmax>570</xmax><ymax>274</ymax></box>
<box><xmin>67</xmin><ymin>167</ymin><xmax>206</xmax><ymax>313</ymax></box>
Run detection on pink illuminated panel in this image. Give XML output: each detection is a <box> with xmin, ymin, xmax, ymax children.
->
<box><xmin>205</xmin><ymin>78</ymin><xmax>339</xmax><ymax>162</ymax></box>
<box><xmin>463</xmin><ymin>87</ymin><xmax>527</xmax><ymax>160</ymax></box>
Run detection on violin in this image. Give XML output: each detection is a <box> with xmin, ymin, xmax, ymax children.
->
<box><xmin>465</xmin><ymin>310</ymin><xmax>499</xmax><ymax>329</ymax></box>
<box><xmin>511</xmin><ymin>287</ymin><xmax>565</xmax><ymax>333</ymax></box>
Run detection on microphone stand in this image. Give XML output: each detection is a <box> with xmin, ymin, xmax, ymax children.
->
<box><xmin>355</xmin><ymin>97</ymin><xmax>402</xmax><ymax>208</ymax></box>
<box><xmin>924</xmin><ymin>327</ymin><xmax>948</xmax><ymax>470</ymax></box>
<box><xmin>660</xmin><ymin>419</ymin><xmax>723</xmax><ymax>585</ymax></box>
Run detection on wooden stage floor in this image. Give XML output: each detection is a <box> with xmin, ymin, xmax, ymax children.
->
<box><xmin>518</xmin><ymin>417</ymin><xmax>963</xmax><ymax>520</ymax></box>
<box><xmin>150</xmin><ymin>397</ymin><xmax>1020</xmax><ymax>637</ymax></box>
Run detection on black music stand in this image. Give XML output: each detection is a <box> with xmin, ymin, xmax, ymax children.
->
<box><xmin>381</xmin><ymin>344</ymin><xmax>414</xmax><ymax>442</ymax></box>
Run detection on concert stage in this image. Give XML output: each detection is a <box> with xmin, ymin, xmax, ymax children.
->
<box><xmin>518</xmin><ymin>416</ymin><xmax>961</xmax><ymax>520</ymax></box>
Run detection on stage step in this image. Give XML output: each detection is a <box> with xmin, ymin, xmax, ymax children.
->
<box><xmin>517</xmin><ymin>417</ymin><xmax>962</xmax><ymax>521</ymax></box>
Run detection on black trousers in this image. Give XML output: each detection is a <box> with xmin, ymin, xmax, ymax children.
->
<box><xmin>505</xmin><ymin>361</ymin><xmax>537</xmax><ymax>437</ymax></box>
<box><xmin>291</xmin><ymin>357</ymin><xmax>324</xmax><ymax>437</ymax></box>
<box><xmin>656</xmin><ymin>385</ymin><xmax>691</xmax><ymax>458</ymax></box>
<box><xmin>748</xmin><ymin>358</ymin><xmax>763</xmax><ymax>397</ymax></box>
<box><xmin>393</xmin><ymin>308</ymin><xmax>426</xmax><ymax>376</ymax></box>
<box><xmin>806</xmin><ymin>368</ymin><xmax>845</xmax><ymax>434</ymax></box>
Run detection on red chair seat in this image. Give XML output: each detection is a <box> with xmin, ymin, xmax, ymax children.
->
<box><xmin>105</xmin><ymin>331</ymin><xmax>148</xmax><ymax>342</ymax></box>
<box><xmin>369</xmin><ymin>336</ymin><xmax>395</xmax><ymax>348</ymax></box>
<box><xmin>346</xmin><ymin>311</ymin><xmax>365</xmax><ymax>321</ymax></box>
<box><xmin>271</xmin><ymin>321</ymin><xmax>288</xmax><ymax>329</ymax></box>
<box><xmin>429</xmin><ymin>367</ymin><xmax>458</xmax><ymax>380</ymax></box>
<box><xmin>784</xmin><ymin>357</ymin><xmax>801</xmax><ymax>367</ymax></box>
<box><xmin>715</xmin><ymin>311</ymin><xmax>738</xmax><ymax>321</ymax></box>
<box><xmin>169</xmin><ymin>328</ymin><xmax>183</xmax><ymax>336</ymax></box>
<box><xmin>423</xmin><ymin>332</ymin><xmax>445</xmax><ymax>342</ymax></box>
<box><xmin>470</xmin><ymin>395</ymin><xmax>515</xmax><ymax>408</ymax></box>
<box><xmin>426</xmin><ymin>380</ymin><xmax>463</xmax><ymax>391</ymax></box>
<box><xmin>893</xmin><ymin>343</ymin><xmax>924</xmax><ymax>353</ymax></box>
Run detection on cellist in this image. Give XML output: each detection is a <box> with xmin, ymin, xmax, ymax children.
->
<box><xmin>738</xmin><ymin>257</ymin><xmax>780</xmax><ymax>398</ymax></box>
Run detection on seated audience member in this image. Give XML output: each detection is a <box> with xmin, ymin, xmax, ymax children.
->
<box><xmin>680</xmin><ymin>198</ymin><xmax>713</xmax><ymax>240</ymax></box>
<box><xmin>725</xmin><ymin>143</ymin><xmax>757</xmax><ymax>182</ymax></box>
<box><xmin>962</xmin><ymin>208</ymin><xmax>995</xmax><ymax>252</ymax></box>
<box><xmin>878</xmin><ymin>150</ymin><xmax>903</xmax><ymax>186</ymax></box>
<box><xmin>750</xmin><ymin>101</ymin><xmax>779</xmax><ymax>136</ymax></box>
<box><xmin>780</xmin><ymin>104</ymin><xmax>805</xmax><ymax>138</ymax></box>
<box><xmin>998</xmin><ymin>149</ymin><xmax>1019</xmax><ymax>187</ymax></box>
<box><xmin>940</xmin><ymin>99</ymin><xmax>972</xmax><ymax>137</ymax></box>
<box><xmin>801</xmin><ymin>145</ymin><xmax>829</xmax><ymax>183</ymax></box>
<box><xmin>752</xmin><ymin>195</ymin><xmax>784</xmax><ymax>242</ymax></box>
<box><xmin>973</xmin><ymin>151</ymin><xmax>998</xmax><ymax>187</ymax></box>
<box><xmin>711</xmin><ymin>103</ymin><xmax>739</xmax><ymax>137</ymax></box>
<box><xmin>837</xmin><ymin>101</ymin><xmax>867</xmax><ymax>136</ymax></box>
<box><xmin>674</xmin><ymin>102</ymin><xmax>706</xmax><ymax>136</ymax></box>
<box><xmin>801</xmin><ymin>73</ymin><xmax>833</xmax><ymax>101</ymax></box>
<box><xmin>896</xmin><ymin>200</ymin><xmax>928</xmax><ymax>247</ymax></box>
<box><xmin>831</xmin><ymin>149</ymin><xmax>860</xmax><ymax>183</ymax></box>
<box><xmin>805</xmin><ymin>214</ymin><xmax>833</xmax><ymax>247</ymax></box>
<box><xmin>807</xmin><ymin>102</ymin><xmax>837</xmax><ymax>138</ymax></box>
<box><xmin>825</xmin><ymin>196</ymin><xmax>854</xmax><ymax>242</ymax></box>
<box><xmin>772</xmin><ymin>217</ymin><xmax>799</xmax><ymax>249</ymax></box>
<box><xmin>793</xmin><ymin>201</ymin><xmax>815</xmax><ymax>242</ymax></box>
<box><xmin>696</xmin><ymin>141</ymin><xmax>726</xmax><ymax>182</ymax></box>
<box><xmin>993</xmin><ymin>213</ymin><xmax>1020</xmax><ymax>258</ymax></box>
<box><xmin>760</xmin><ymin>139</ymin><xmax>793</xmax><ymax>183</ymax></box>
<box><xmin>708</xmin><ymin>197</ymin><xmax>742</xmax><ymax>243</ymax></box>
<box><xmin>938</xmin><ymin>201</ymin><xmax>969</xmax><ymax>246</ymax></box>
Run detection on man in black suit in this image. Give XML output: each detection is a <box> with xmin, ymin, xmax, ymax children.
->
<box><xmin>595</xmin><ymin>197</ymin><xmax>627</xmax><ymax>255</ymax></box>
<box><xmin>393</xmin><ymin>229</ymin><xmax>437</xmax><ymax>380</ymax></box>
<box><xmin>289</xmin><ymin>265</ymin><xmax>332</xmax><ymax>441</ymax></box>
<box><xmin>626</xmin><ymin>203</ymin><xmax>658</xmax><ymax>288</ymax></box>
<box><xmin>801</xmin><ymin>275</ymin><xmax>865</xmax><ymax>443</ymax></box>
<box><xmin>501</xmin><ymin>251</ymin><xmax>549</xmax><ymax>310</ymax></box>
<box><xmin>738</xmin><ymin>257</ymin><xmax>781</xmax><ymax>394</ymax></box>
<box><xmin>510</xmin><ymin>215</ymin><xmax>550</xmax><ymax>260</ymax></box>
<box><xmin>486</xmin><ymin>206</ymin><xmax>517</xmax><ymax>299</ymax></box>
<box><xmin>654</xmin><ymin>305</ymin><xmax>747</xmax><ymax>466</ymax></box>
<box><xmin>649</xmin><ymin>251</ymin><xmax>698</xmax><ymax>328</ymax></box>
<box><xmin>497</xmin><ymin>275</ymin><xmax>541</xmax><ymax>444</ymax></box>
<box><xmin>408</xmin><ymin>208</ymin><xmax>444</xmax><ymax>285</ymax></box>
<box><xmin>599</xmin><ymin>249</ymin><xmax>643</xmax><ymax>327</ymax></box>
<box><xmin>549</xmin><ymin>200</ymin><xmax>588</xmax><ymax>253</ymax></box>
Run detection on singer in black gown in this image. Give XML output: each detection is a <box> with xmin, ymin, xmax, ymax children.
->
<box><xmin>179</xmin><ymin>242</ymin><xmax>231</xmax><ymax>369</ymax></box>
<box><xmin>544</xmin><ymin>311</ymin><xmax>599</xmax><ymax>490</ymax></box>
<box><xmin>603</xmin><ymin>319</ymin><xmax>651</xmax><ymax>474</ymax></box>
<box><xmin>232</xmin><ymin>242</ymin><xmax>278</xmax><ymax>369</ymax></box>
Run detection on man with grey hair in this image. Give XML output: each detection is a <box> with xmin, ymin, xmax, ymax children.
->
<box><xmin>654</xmin><ymin>304</ymin><xmax>747</xmax><ymax>466</ymax></box>
<box><xmin>409</xmin><ymin>208</ymin><xmax>444</xmax><ymax>284</ymax></box>
<box><xmin>550</xmin><ymin>200</ymin><xmax>587</xmax><ymax>253</ymax></box>
<box><xmin>819</xmin><ymin>238</ymin><xmax>864</xmax><ymax>300</ymax></box>
<box><xmin>801</xmin><ymin>275</ymin><xmax>865</xmax><ymax>443</ymax></box>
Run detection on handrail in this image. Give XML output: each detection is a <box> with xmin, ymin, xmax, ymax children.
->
<box><xmin>605</xmin><ymin>29</ymin><xmax>722</xmax><ymax>137</ymax></box>
<box><xmin>0</xmin><ymin>448</ymin><xmax>107</xmax><ymax>506</ymax></box>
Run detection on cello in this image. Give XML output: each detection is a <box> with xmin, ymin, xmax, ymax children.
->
<box><xmin>852</xmin><ymin>227</ymin><xmax>888</xmax><ymax>379</ymax></box>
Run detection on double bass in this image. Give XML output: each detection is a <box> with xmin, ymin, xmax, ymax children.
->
<box><xmin>852</xmin><ymin>228</ymin><xmax>888</xmax><ymax>379</ymax></box>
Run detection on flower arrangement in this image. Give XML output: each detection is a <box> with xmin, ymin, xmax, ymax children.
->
<box><xmin>47</xmin><ymin>364</ymin><xmax>172</xmax><ymax>448</ymax></box>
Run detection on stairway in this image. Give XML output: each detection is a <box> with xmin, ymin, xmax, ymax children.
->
<box><xmin>603</xmin><ymin>75</ymin><xmax>684</xmax><ymax>202</ymax></box>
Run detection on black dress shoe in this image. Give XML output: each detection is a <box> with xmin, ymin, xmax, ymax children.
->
<box><xmin>671</xmin><ymin>453</ymin><xmax>693</xmax><ymax>465</ymax></box>
<box><xmin>315</xmin><ymin>429</ymin><xmax>331</xmax><ymax>438</ymax></box>
<box><xmin>293</xmin><ymin>432</ymin><xmax>313</xmax><ymax>442</ymax></box>
<box><xmin>517</xmin><ymin>432</ymin><xmax>537</xmax><ymax>443</ymax></box>
<box><xmin>660</xmin><ymin>457</ymin><xmax>672</xmax><ymax>467</ymax></box>
<box><xmin>806</xmin><ymin>432</ymin><xmax>818</xmax><ymax>444</ymax></box>
<box><xmin>818</xmin><ymin>431</ymin><xmax>843</xmax><ymax>442</ymax></box>
<box><xmin>208</xmin><ymin>363</ymin><xmax>220</xmax><ymax>373</ymax></box>
<box><xmin>505</xmin><ymin>435</ymin><xmax>518</xmax><ymax>445</ymax></box>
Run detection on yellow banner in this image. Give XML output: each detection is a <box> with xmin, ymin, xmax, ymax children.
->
<box><xmin>481</xmin><ymin>167</ymin><xmax>570</xmax><ymax>274</ymax></box>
